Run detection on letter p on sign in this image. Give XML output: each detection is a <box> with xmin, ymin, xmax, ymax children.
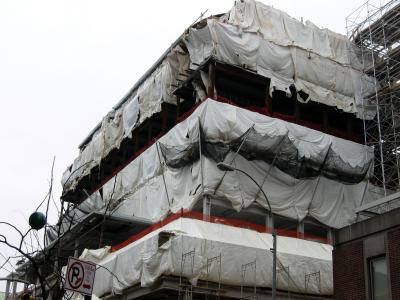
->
<box><xmin>65</xmin><ymin>257</ymin><xmax>96</xmax><ymax>296</ymax></box>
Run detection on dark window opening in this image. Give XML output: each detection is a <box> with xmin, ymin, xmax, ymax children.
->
<box><xmin>348</xmin><ymin>115</ymin><xmax>365</xmax><ymax>142</ymax></box>
<box><xmin>327</xmin><ymin>108</ymin><xmax>348</xmax><ymax>132</ymax></box>
<box><xmin>298</xmin><ymin>90</ymin><xmax>309</xmax><ymax>102</ymax></box>
<box><xmin>158</xmin><ymin>231</ymin><xmax>175</xmax><ymax>247</ymax></box>
<box><xmin>304</xmin><ymin>222</ymin><xmax>328</xmax><ymax>239</ymax></box>
<box><xmin>216</xmin><ymin>75</ymin><xmax>267</xmax><ymax>108</ymax></box>
<box><xmin>179</xmin><ymin>96</ymin><xmax>197</xmax><ymax>115</ymax></box>
<box><xmin>137</xmin><ymin>123</ymin><xmax>149</xmax><ymax>149</ymax></box>
<box><xmin>148</xmin><ymin>117</ymin><xmax>163</xmax><ymax>140</ymax></box>
<box><xmin>164</xmin><ymin>104</ymin><xmax>178</xmax><ymax>131</ymax></box>
<box><xmin>120</xmin><ymin>138</ymin><xmax>135</xmax><ymax>160</ymax></box>
<box><xmin>215</xmin><ymin>64</ymin><xmax>268</xmax><ymax>109</ymax></box>
<box><xmin>299</xmin><ymin>101</ymin><xmax>324</xmax><ymax>125</ymax></box>
<box><xmin>271</xmin><ymin>90</ymin><xmax>295</xmax><ymax>116</ymax></box>
<box><xmin>274</xmin><ymin>214</ymin><xmax>298</xmax><ymax>231</ymax></box>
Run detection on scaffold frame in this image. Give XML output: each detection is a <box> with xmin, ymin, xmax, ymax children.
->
<box><xmin>346</xmin><ymin>0</ymin><xmax>400</xmax><ymax>196</ymax></box>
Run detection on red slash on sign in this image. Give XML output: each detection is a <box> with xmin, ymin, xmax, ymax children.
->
<box><xmin>65</xmin><ymin>257</ymin><xmax>96</xmax><ymax>296</ymax></box>
<box><xmin>68</xmin><ymin>262</ymin><xmax>85</xmax><ymax>289</ymax></box>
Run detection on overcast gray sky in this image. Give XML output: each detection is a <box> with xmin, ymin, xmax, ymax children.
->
<box><xmin>0</xmin><ymin>0</ymin><xmax>367</xmax><ymax>288</ymax></box>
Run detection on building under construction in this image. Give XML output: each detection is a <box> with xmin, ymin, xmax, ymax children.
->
<box><xmin>5</xmin><ymin>0</ymin><xmax>400</xmax><ymax>299</ymax></box>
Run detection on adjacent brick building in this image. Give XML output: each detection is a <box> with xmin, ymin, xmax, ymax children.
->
<box><xmin>333</xmin><ymin>207</ymin><xmax>400</xmax><ymax>299</ymax></box>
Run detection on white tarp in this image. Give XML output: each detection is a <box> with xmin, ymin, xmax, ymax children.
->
<box><xmin>182</xmin><ymin>0</ymin><xmax>376</xmax><ymax>119</ymax></box>
<box><xmin>78</xmin><ymin>218</ymin><xmax>333</xmax><ymax>297</ymax></box>
<box><xmin>122</xmin><ymin>96</ymin><xmax>139</xmax><ymax>139</ymax></box>
<box><xmin>63</xmin><ymin>0</ymin><xmax>376</xmax><ymax>193</ymax></box>
<box><xmin>62</xmin><ymin>48</ymin><xmax>190</xmax><ymax>192</ymax></box>
<box><xmin>96</xmin><ymin>99</ymin><xmax>375</xmax><ymax>228</ymax></box>
<box><xmin>227</xmin><ymin>0</ymin><xmax>370</xmax><ymax>70</ymax></box>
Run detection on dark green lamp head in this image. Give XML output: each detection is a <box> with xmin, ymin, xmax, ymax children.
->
<box><xmin>29</xmin><ymin>211</ymin><xmax>46</xmax><ymax>230</ymax></box>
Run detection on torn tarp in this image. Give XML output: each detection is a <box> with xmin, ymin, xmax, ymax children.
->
<box><xmin>96</xmin><ymin>99</ymin><xmax>376</xmax><ymax>228</ymax></box>
<box><xmin>184</xmin><ymin>1</ymin><xmax>377</xmax><ymax>119</ymax></box>
<box><xmin>78</xmin><ymin>218</ymin><xmax>333</xmax><ymax>297</ymax></box>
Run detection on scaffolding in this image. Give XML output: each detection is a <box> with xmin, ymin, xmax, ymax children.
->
<box><xmin>240</xmin><ymin>261</ymin><xmax>257</xmax><ymax>300</ymax></box>
<box><xmin>179</xmin><ymin>249</ymin><xmax>196</xmax><ymax>300</ymax></box>
<box><xmin>346</xmin><ymin>0</ymin><xmax>400</xmax><ymax>196</ymax></box>
<box><xmin>304</xmin><ymin>271</ymin><xmax>321</xmax><ymax>296</ymax></box>
<box><xmin>277</xmin><ymin>265</ymin><xmax>291</xmax><ymax>299</ymax></box>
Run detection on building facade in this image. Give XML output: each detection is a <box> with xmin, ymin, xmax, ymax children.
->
<box><xmin>333</xmin><ymin>204</ymin><xmax>400</xmax><ymax>299</ymax></box>
<box><xmin>5</xmin><ymin>0</ymin><xmax>388</xmax><ymax>299</ymax></box>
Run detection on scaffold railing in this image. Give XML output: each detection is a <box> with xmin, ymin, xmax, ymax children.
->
<box><xmin>346</xmin><ymin>0</ymin><xmax>400</xmax><ymax>197</ymax></box>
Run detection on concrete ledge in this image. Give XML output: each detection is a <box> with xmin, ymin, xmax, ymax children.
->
<box><xmin>334</xmin><ymin>207</ymin><xmax>400</xmax><ymax>246</ymax></box>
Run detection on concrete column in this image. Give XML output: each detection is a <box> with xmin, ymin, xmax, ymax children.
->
<box><xmin>207</xmin><ymin>62</ymin><xmax>216</xmax><ymax>99</ymax></box>
<box><xmin>327</xmin><ymin>228</ymin><xmax>333</xmax><ymax>244</ymax></box>
<box><xmin>5</xmin><ymin>280</ymin><xmax>10</xmax><ymax>300</ymax></box>
<box><xmin>12</xmin><ymin>281</ymin><xmax>17</xmax><ymax>299</ymax></box>
<box><xmin>203</xmin><ymin>196</ymin><xmax>211</xmax><ymax>221</ymax></box>
<box><xmin>266</xmin><ymin>213</ymin><xmax>273</xmax><ymax>230</ymax></box>
<box><xmin>297</xmin><ymin>220</ymin><xmax>305</xmax><ymax>239</ymax></box>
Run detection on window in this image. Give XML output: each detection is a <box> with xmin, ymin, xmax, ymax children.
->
<box><xmin>369</xmin><ymin>256</ymin><xmax>389</xmax><ymax>300</ymax></box>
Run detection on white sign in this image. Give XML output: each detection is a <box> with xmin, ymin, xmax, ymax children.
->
<box><xmin>65</xmin><ymin>257</ymin><xmax>96</xmax><ymax>295</ymax></box>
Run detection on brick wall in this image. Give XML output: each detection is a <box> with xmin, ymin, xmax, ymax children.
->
<box><xmin>333</xmin><ymin>240</ymin><xmax>366</xmax><ymax>300</ymax></box>
<box><xmin>388</xmin><ymin>227</ymin><xmax>400</xmax><ymax>299</ymax></box>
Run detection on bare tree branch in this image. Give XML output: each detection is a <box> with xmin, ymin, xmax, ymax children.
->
<box><xmin>0</xmin><ymin>234</ymin><xmax>47</xmax><ymax>300</ymax></box>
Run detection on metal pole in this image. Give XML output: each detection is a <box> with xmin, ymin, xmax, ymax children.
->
<box><xmin>155</xmin><ymin>141</ymin><xmax>171</xmax><ymax>207</ymax></box>
<box><xmin>74</xmin><ymin>239</ymin><xmax>79</xmax><ymax>258</ymax></box>
<box><xmin>216</xmin><ymin>163</ymin><xmax>277</xmax><ymax>299</ymax></box>
<box><xmin>272</xmin><ymin>215</ymin><xmax>277</xmax><ymax>300</ymax></box>
<box><xmin>213</xmin><ymin>125</ymin><xmax>254</xmax><ymax>195</ymax></box>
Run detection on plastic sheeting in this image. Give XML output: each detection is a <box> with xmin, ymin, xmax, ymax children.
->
<box><xmin>62</xmin><ymin>48</ymin><xmax>190</xmax><ymax>193</ymax></box>
<box><xmin>227</xmin><ymin>0</ymin><xmax>370</xmax><ymax>69</ymax></box>
<box><xmin>96</xmin><ymin>99</ymin><xmax>375</xmax><ymax>228</ymax></box>
<box><xmin>77</xmin><ymin>218</ymin><xmax>333</xmax><ymax>297</ymax></box>
<box><xmin>160</xmin><ymin>127</ymin><xmax>371</xmax><ymax>184</ymax></box>
<box><xmin>184</xmin><ymin>1</ymin><xmax>376</xmax><ymax>118</ymax></box>
<box><xmin>63</xmin><ymin>0</ymin><xmax>375</xmax><ymax>194</ymax></box>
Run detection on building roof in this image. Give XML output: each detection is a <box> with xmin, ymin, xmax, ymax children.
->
<box><xmin>334</xmin><ymin>206</ymin><xmax>400</xmax><ymax>246</ymax></box>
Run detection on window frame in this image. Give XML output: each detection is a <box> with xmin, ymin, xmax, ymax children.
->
<box><xmin>368</xmin><ymin>255</ymin><xmax>390</xmax><ymax>300</ymax></box>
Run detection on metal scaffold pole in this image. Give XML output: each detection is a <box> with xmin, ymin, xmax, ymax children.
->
<box><xmin>346</xmin><ymin>0</ymin><xmax>400</xmax><ymax>198</ymax></box>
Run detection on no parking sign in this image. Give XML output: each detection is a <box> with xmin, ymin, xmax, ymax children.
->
<box><xmin>65</xmin><ymin>257</ymin><xmax>96</xmax><ymax>295</ymax></box>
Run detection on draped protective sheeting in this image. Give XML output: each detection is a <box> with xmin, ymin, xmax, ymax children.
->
<box><xmin>184</xmin><ymin>1</ymin><xmax>376</xmax><ymax>118</ymax></box>
<box><xmin>77</xmin><ymin>218</ymin><xmax>333</xmax><ymax>297</ymax></box>
<box><xmin>63</xmin><ymin>0</ymin><xmax>376</xmax><ymax>194</ymax></box>
<box><xmin>62</xmin><ymin>48</ymin><xmax>190</xmax><ymax>192</ymax></box>
<box><xmin>94</xmin><ymin>100</ymin><xmax>376</xmax><ymax>228</ymax></box>
<box><xmin>227</xmin><ymin>0</ymin><xmax>370</xmax><ymax>69</ymax></box>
